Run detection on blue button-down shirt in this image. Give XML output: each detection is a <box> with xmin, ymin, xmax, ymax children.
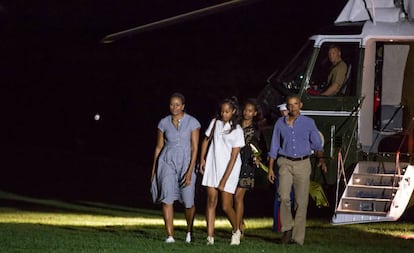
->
<box><xmin>268</xmin><ymin>115</ymin><xmax>323</xmax><ymax>160</ymax></box>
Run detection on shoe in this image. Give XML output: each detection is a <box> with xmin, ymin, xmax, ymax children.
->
<box><xmin>230</xmin><ymin>229</ymin><xmax>241</xmax><ymax>245</ymax></box>
<box><xmin>288</xmin><ymin>239</ymin><xmax>300</xmax><ymax>245</ymax></box>
<box><xmin>280</xmin><ymin>230</ymin><xmax>292</xmax><ymax>244</ymax></box>
<box><xmin>185</xmin><ymin>232</ymin><xmax>191</xmax><ymax>243</ymax></box>
<box><xmin>206</xmin><ymin>236</ymin><xmax>214</xmax><ymax>245</ymax></box>
<box><xmin>165</xmin><ymin>236</ymin><xmax>175</xmax><ymax>243</ymax></box>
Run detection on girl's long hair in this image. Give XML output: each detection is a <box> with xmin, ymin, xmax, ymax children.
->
<box><xmin>243</xmin><ymin>98</ymin><xmax>264</xmax><ymax>131</ymax></box>
<box><xmin>219</xmin><ymin>96</ymin><xmax>241</xmax><ymax>133</ymax></box>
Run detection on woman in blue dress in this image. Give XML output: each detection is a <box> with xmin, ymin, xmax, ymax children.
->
<box><xmin>150</xmin><ymin>92</ymin><xmax>201</xmax><ymax>243</ymax></box>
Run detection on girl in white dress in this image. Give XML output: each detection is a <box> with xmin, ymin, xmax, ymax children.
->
<box><xmin>199</xmin><ymin>97</ymin><xmax>245</xmax><ymax>245</ymax></box>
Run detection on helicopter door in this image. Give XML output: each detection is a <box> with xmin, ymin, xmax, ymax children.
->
<box><xmin>370</xmin><ymin>43</ymin><xmax>410</xmax><ymax>153</ymax></box>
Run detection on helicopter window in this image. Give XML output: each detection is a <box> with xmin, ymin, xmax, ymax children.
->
<box><xmin>308</xmin><ymin>42</ymin><xmax>359</xmax><ymax>96</ymax></box>
<box><xmin>271</xmin><ymin>41</ymin><xmax>314</xmax><ymax>94</ymax></box>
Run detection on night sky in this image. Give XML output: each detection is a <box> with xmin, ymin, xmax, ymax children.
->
<box><xmin>3</xmin><ymin>1</ymin><xmax>346</xmax><ymax>208</ymax></box>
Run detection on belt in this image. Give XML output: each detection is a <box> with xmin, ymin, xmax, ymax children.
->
<box><xmin>279</xmin><ymin>155</ymin><xmax>309</xmax><ymax>161</ymax></box>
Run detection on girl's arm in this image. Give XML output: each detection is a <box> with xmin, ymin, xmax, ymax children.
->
<box><xmin>199</xmin><ymin>136</ymin><xmax>209</xmax><ymax>174</ymax></box>
<box><xmin>151</xmin><ymin>129</ymin><xmax>164</xmax><ymax>181</ymax></box>
<box><xmin>218</xmin><ymin>146</ymin><xmax>241</xmax><ymax>191</ymax></box>
<box><xmin>183</xmin><ymin>128</ymin><xmax>200</xmax><ymax>186</ymax></box>
<box><xmin>199</xmin><ymin>118</ymin><xmax>216</xmax><ymax>174</ymax></box>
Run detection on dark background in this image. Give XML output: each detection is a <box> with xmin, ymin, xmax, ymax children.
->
<box><xmin>2</xmin><ymin>1</ymin><xmax>347</xmax><ymax>215</ymax></box>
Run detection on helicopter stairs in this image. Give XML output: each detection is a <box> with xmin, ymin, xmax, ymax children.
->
<box><xmin>332</xmin><ymin>161</ymin><xmax>414</xmax><ymax>225</ymax></box>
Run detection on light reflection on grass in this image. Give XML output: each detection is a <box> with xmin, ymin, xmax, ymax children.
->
<box><xmin>0</xmin><ymin>190</ymin><xmax>412</xmax><ymax>245</ymax></box>
<box><xmin>0</xmin><ymin>191</ymin><xmax>274</xmax><ymax>229</ymax></box>
<box><xmin>0</xmin><ymin>209</ymin><xmax>273</xmax><ymax>229</ymax></box>
<box><xmin>349</xmin><ymin>222</ymin><xmax>414</xmax><ymax>240</ymax></box>
<box><xmin>2</xmin><ymin>209</ymin><xmax>412</xmax><ymax>242</ymax></box>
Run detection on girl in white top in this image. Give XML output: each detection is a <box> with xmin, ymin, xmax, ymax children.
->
<box><xmin>199</xmin><ymin>97</ymin><xmax>245</xmax><ymax>246</ymax></box>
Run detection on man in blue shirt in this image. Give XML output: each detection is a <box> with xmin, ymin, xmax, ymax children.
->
<box><xmin>267</xmin><ymin>95</ymin><xmax>327</xmax><ymax>245</ymax></box>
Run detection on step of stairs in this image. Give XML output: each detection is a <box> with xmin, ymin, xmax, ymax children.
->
<box><xmin>332</xmin><ymin>161</ymin><xmax>414</xmax><ymax>225</ymax></box>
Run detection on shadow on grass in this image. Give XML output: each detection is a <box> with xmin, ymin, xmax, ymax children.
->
<box><xmin>0</xmin><ymin>190</ymin><xmax>159</xmax><ymax>217</ymax></box>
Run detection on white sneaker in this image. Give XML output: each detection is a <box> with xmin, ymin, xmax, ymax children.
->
<box><xmin>165</xmin><ymin>236</ymin><xmax>175</xmax><ymax>243</ymax></box>
<box><xmin>206</xmin><ymin>236</ymin><xmax>214</xmax><ymax>245</ymax></box>
<box><xmin>230</xmin><ymin>230</ymin><xmax>241</xmax><ymax>245</ymax></box>
<box><xmin>185</xmin><ymin>232</ymin><xmax>191</xmax><ymax>243</ymax></box>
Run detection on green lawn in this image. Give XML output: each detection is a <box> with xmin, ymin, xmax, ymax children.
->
<box><xmin>0</xmin><ymin>190</ymin><xmax>413</xmax><ymax>253</ymax></box>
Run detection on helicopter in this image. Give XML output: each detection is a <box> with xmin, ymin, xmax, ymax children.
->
<box><xmin>260</xmin><ymin>0</ymin><xmax>414</xmax><ymax>225</ymax></box>
<box><xmin>102</xmin><ymin>0</ymin><xmax>414</xmax><ymax>224</ymax></box>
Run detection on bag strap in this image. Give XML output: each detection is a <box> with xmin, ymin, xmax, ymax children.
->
<box><xmin>207</xmin><ymin>119</ymin><xmax>217</xmax><ymax>142</ymax></box>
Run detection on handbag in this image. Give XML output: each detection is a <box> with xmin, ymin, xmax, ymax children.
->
<box><xmin>202</xmin><ymin>118</ymin><xmax>217</xmax><ymax>161</ymax></box>
<box><xmin>198</xmin><ymin>119</ymin><xmax>217</xmax><ymax>175</ymax></box>
<box><xmin>207</xmin><ymin>118</ymin><xmax>217</xmax><ymax>142</ymax></box>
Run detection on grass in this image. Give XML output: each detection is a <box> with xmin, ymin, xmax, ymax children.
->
<box><xmin>0</xmin><ymin>190</ymin><xmax>413</xmax><ymax>253</ymax></box>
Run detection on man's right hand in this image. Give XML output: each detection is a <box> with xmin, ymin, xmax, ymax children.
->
<box><xmin>267</xmin><ymin>169</ymin><xmax>275</xmax><ymax>184</ymax></box>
